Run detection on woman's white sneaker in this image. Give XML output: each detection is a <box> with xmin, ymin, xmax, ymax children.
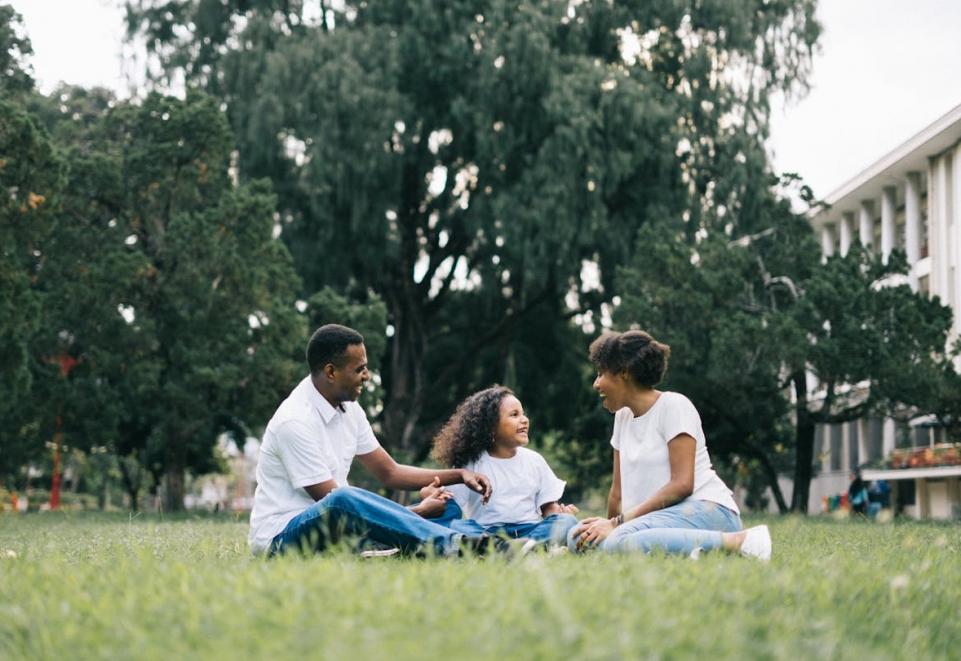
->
<box><xmin>740</xmin><ymin>525</ymin><xmax>772</xmax><ymax>561</ymax></box>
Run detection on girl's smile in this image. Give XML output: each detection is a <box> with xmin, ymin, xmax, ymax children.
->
<box><xmin>490</xmin><ymin>395</ymin><xmax>530</xmax><ymax>458</ymax></box>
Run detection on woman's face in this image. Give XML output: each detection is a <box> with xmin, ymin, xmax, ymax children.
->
<box><xmin>593</xmin><ymin>369</ymin><xmax>627</xmax><ymax>412</ymax></box>
<box><xmin>491</xmin><ymin>395</ymin><xmax>530</xmax><ymax>456</ymax></box>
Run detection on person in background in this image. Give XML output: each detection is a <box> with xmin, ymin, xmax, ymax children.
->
<box><xmin>848</xmin><ymin>470</ymin><xmax>869</xmax><ymax>515</ymax></box>
<box><xmin>569</xmin><ymin>329</ymin><xmax>771</xmax><ymax>561</ymax></box>
<box><xmin>424</xmin><ymin>386</ymin><xmax>579</xmax><ymax>548</ymax></box>
<box><xmin>247</xmin><ymin>324</ymin><xmax>510</xmax><ymax>558</ymax></box>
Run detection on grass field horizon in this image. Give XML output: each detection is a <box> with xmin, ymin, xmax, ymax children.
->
<box><xmin>2</xmin><ymin>511</ymin><xmax>959</xmax><ymax>660</ymax></box>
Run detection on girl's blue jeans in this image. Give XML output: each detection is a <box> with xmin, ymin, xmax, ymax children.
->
<box><xmin>432</xmin><ymin>500</ymin><xmax>579</xmax><ymax>545</ymax></box>
<box><xmin>567</xmin><ymin>498</ymin><xmax>742</xmax><ymax>556</ymax></box>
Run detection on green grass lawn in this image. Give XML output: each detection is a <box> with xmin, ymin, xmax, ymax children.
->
<box><xmin>1</xmin><ymin>512</ymin><xmax>959</xmax><ymax>660</ymax></box>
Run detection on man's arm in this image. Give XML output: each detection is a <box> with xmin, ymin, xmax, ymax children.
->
<box><xmin>357</xmin><ymin>447</ymin><xmax>491</xmax><ymax>502</ymax></box>
<box><xmin>303</xmin><ymin>479</ymin><xmax>340</xmax><ymax>502</ymax></box>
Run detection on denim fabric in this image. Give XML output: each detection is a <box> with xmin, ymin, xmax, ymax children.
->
<box><xmin>433</xmin><ymin>500</ymin><xmax>578</xmax><ymax>544</ymax></box>
<box><xmin>268</xmin><ymin>486</ymin><xmax>463</xmax><ymax>557</ymax></box>
<box><xmin>568</xmin><ymin>498</ymin><xmax>742</xmax><ymax>556</ymax></box>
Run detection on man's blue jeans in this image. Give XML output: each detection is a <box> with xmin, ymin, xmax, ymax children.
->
<box><xmin>268</xmin><ymin>487</ymin><xmax>464</xmax><ymax>557</ymax></box>
<box><xmin>567</xmin><ymin>499</ymin><xmax>742</xmax><ymax>556</ymax></box>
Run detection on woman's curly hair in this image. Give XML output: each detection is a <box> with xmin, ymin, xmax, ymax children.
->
<box><xmin>589</xmin><ymin>330</ymin><xmax>671</xmax><ymax>388</ymax></box>
<box><xmin>431</xmin><ymin>386</ymin><xmax>513</xmax><ymax>468</ymax></box>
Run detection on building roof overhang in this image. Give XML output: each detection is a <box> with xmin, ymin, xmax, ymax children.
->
<box><xmin>811</xmin><ymin>102</ymin><xmax>961</xmax><ymax>231</ymax></box>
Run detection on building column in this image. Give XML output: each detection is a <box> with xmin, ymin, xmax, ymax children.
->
<box><xmin>859</xmin><ymin>200</ymin><xmax>875</xmax><ymax>249</ymax></box>
<box><xmin>951</xmin><ymin>147</ymin><xmax>961</xmax><ymax>341</ymax></box>
<box><xmin>904</xmin><ymin>171</ymin><xmax>922</xmax><ymax>291</ymax></box>
<box><xmin>839</xmin><ymin>212</ymin><xmax>854</xmax><ymax>256</ymax></box>
<box><xmin>883</xmin><ymin>418</ymin><xmax>896</xmax><ymax>457</ymax></box>
<box><xmin>820</xmin><ymin>224</ymin><xmax>835</xmax><ymax>260</ymax></box>
<box><xmin>881</xmin><ymin>186</ymin><xmax>897</xmax><ymax>261</ymax></box>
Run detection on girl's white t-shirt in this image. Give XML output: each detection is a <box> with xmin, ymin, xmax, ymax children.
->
<box><xmin>611</xmin><ymin>391</ymin><xmax>739</xmax><ymax>514</ymax></box>
<box><xmin>447</xmin><ymin>447</ymin><xmax>566</xmax><ymax>526</ymax></box>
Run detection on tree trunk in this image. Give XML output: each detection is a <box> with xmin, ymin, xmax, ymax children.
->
<box><xmin>120</xmin><ymin>457</ymin><xmax>141</xmax><ymax>512</ymax></box>
<box><xmin>163</xmin><ymin>429</ymin><xmax>188</xmax><ymax>512</ymax></box>
<box><xmin>791</xmin><ymin>370</ymin><xmax>816</xmax><ymax>513</ymax></box>
<box><xmin>756</xmin><ymin>451</ymin><xmax>790</xmax><ymax>514</ymax></box>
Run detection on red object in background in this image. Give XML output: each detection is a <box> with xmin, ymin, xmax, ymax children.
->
<box><xmin>46</xmin><ymin>351</ymin><xmax>79</xmax><ymax>510</ymax></box>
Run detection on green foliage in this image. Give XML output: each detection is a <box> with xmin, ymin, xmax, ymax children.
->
<box><xmin>0</xmin><ymin>89</ymin><xmax>67</xmax><ymax>481</ymax></box>
<box><xmin>123</xmin><ymin>0</ymin><xmax>823</xmax><ymax>469</ymax></box>
<box><xmin>612</xmin><ymin>185</ymin><xmax>959</xmax><ymax>512</ymax></box>
<box><xmin>5</xmin><ymin>87</ymin><xmax>306</xmax><ymax>507</ymax></box>
<box><xmin>0</xmin><ymin>4</ymin><xmax>34</xmax><ymax>99</ymax></box>
<box><xmin>2</xmin><ymin>513</ymin><xmax>961</xmax><ymax>660</ymax></box>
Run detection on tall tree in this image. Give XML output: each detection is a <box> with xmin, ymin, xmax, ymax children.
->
<box><xmin>28</xmin><ymin>88</ymin><xmax>305</xmax><ymax>509</ymax></box>
<box><xmin>0</xmin><ymin>4</ymin><xmax>69</xmax><ymax>486</ymax></box>
<box><xmin>124</xmin><ymin>0</ymin><xmax>820</xmax><ymax>462</ymax></box>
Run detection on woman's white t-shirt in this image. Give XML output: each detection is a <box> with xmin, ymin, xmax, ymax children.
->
<box><xmin>447</xmin><ymin>447</ymin><xmax>566</xmax><ymax>526</ymax></box>
<box><xmin>611</xmin><ymin>391</ymin><xmax>739</xmax><ymax>514</ymax></box>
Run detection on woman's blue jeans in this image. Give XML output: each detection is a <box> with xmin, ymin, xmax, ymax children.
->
<box><xmin>268</xmin><ymin>486</ymin><xmax>464</xmax><ymax>557</ymax></box>
<box><xmin>567</xmin><ymin>499</ymin><xmax>742</xmax><ymax>556</ymax></box>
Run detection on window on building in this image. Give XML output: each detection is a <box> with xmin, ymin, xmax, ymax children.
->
<box><xmin>920</xmin><ymin>197</ymin><xmax>929</xmax><ymax>258</ymax></box>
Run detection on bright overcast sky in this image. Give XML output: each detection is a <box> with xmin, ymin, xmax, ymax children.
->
<box><xmin>10</xmin><ymin>0</ymin><xmax>961</xmax><ymax>201</ymax></box>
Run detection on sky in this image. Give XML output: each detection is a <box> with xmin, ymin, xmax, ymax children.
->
<box><xmin>9</xmin><ymin>0</ymin><xmax>961</xmax><ymax>200</ymax></box>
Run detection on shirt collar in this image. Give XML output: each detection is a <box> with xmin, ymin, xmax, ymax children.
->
<box><xmin>306</xmin><ymin>377</ymin><xmax>344</xmax><ymax>424</ymax></box>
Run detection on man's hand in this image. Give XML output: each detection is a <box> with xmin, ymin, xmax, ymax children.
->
<box><xmin>460</xmin><ymin>469</ymin><xmax>492</xmax><ymax>504</ymax></box>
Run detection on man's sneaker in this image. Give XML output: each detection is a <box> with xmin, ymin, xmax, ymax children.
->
<box><xmin>740</xmin><ymin>525</ymin><xmax>772</xmax><ymax>561</ymax></box>
<box><xmin>460</xmin><ymin>535</ymin><xmax>522</xmax><ymax>559</ymax></box>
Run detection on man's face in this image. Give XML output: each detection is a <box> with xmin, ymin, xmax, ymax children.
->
<box><xmin>328</xmin><ymin>343</ymin><xmax>370</xmax><ymax>405</ymax></box>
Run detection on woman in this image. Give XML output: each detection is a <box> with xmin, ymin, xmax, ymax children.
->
<box><xmin>569</xmin><ymin>330</ymin><xmax>771</xmax><ymax>560</ymax></box>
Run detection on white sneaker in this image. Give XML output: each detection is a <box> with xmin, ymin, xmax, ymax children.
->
<box><xmin>359</xmin><ymin>547</ymin><xmax>401</xmax><ymax>558</ymax></box>
<box><xmin>740</xmin><ymin>525</ymin><xmax>771</xmax><ymax>562</ymax></box>
<box><xmin>519</xmin><ymin>538</ymin><xmax>541</xmax><ymax>556</ymax></box>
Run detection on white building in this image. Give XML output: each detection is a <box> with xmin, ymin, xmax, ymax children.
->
<box><xmin>806</xmin><ymin>102</ymin><xmax>961</xmax><ymax>519</ymax></box>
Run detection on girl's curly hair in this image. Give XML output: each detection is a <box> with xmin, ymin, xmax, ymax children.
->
<box><xmin>431</xmin><ymin>386</ymin><xmax>513</xmax><ymax>468</ymax></box>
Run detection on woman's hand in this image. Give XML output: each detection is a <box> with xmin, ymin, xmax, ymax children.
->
<box><xmin>571</xmin><ymin>516</ymin><xmax>616</xmax><ymax>550</ymax></box>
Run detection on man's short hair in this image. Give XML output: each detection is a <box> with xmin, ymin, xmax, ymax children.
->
<box><xmin>306</xmin><ymin>324</ymin><xmax>365</xmax><ymax>375</ymax></box>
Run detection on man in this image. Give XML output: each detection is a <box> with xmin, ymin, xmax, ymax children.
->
<box><xmin>248</xmin><ymin>324</ymin><xmax>500</xmax><ymax>557</ymax></box>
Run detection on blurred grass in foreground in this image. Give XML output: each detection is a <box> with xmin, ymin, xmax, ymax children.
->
<box><xmin>1</xmin><ymin>512</ymin><xmax>959</xmax><ymax>660</ymax></box>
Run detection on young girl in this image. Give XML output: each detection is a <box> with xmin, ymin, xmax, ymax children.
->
<box><xmin>569</xmin><ymin>330</ymin><xmax>772</xmax><ymax>560</ymax></box>
<box><xmin>424</xmin><ymin>386</ymin><xmax>579</xmax><ymax>546</ymax></box>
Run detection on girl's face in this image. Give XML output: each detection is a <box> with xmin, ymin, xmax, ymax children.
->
<box><xmin>491</xmin><ymin>395</ymin><xmax>529</xmax><ymax>457</ymax></box>
<box><xmin>593</xmin><ymin>369</ymin><xmax>627</xmax><ymax>412</ymax></box>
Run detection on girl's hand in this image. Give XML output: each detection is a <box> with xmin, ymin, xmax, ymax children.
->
<box><xmin>419</xmin><ymin>476</ymin><xmax>448</xmax><ymax>500</ymax></box>
<box><xmin>571</xmin><ymin>516</ymin><xmax>616</xmax><ymax>550</ymax></box>
<box><xmin>557</xmin><ymin>503</ymin><xmax>580</xmax><ymax>515</ymax></box>
<box><xmin>411</xmin><ymin>477</ymin><xmax>452</xmax><ymax>518</ymax></box>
